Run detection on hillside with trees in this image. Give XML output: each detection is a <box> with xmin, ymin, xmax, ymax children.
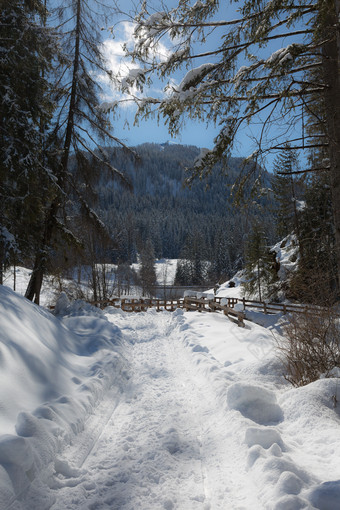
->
<box><xmin>117</xmin><ymin>0</ymin><xmax>340</xmax><ymax>305</ymax></box>
<box><xmin>93</xmin><ymin>143</ymin><xmax>275</xmax><ymax>283</ymax></box>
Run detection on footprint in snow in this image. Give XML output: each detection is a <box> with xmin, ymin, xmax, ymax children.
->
<box><xmin>245</xmin><ymin>426</ymin><xmax>285</xmax><ymax>450</ymax></box>
<box><xmin>227</xmin><ymin>382</ymin><xmax>284</xmax><ymax>425</ymax></box>
<box><xmin>192</xmin><ymin>344</ymin><xmax>209</xmax><ymax>353</ymax></box>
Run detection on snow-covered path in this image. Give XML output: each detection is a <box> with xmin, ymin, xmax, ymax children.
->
<box><xmin>2</xmin><ymin>287</ymin><xmax>340</xmax><ymax>510</ymax></box>
<box><xmin>48</xmin><ymin>312</ymin><xmax>259</xmax><ymax>510</ymax></box>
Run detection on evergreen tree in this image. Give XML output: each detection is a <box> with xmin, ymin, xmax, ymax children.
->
<box><xmin>0</xmin><ymin>0</ymin><xmax>55</xmax><ymax>282</ymax></box>
<box><xmin>243</xmin><ymin>224</ymin><xmax>277</xmax><ymax>301</ymax></box>
<box><xmin>25</xmin><ymin>0</ymin><xmax>132</xmax><ymax>303</ymax></box>
<box><xmin>289</xmin><ymin>170</ymin><xmax>337</xmax><ymax>304</ymax></box>
<box><xmin>209</xmin><ymin>227</ymin><xmax>232</xmax><ymax>283</ymax></box>
<box><xmin>139</xmin><ymin>239</ymin><xmax>157</xmax><ymax>296</ymax></box>
<box><xmin>181</xmin><ymin>231</ymin><xmax>208</xmax><ymax>285</ymax></box>
<box><xmin>174</xmin><ymin>260</ymin><xmax>186</xmax><ymax>286</ymax></box>
<box><xmin>272</xmin><ymin>147</ymin><xmax>303</xmax><ymax>240</ymax></box>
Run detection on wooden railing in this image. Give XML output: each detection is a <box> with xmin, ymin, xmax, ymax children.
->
<box><xmin>95</xmin><ymin>297</ymin><xmax>184</xmax><ymax>313</ymax></box>
<box><xmin>92</xmin><ymin>295</ymin><xmax>322</xmax><ymax>328</ymax></box>
<box><xmin>183</xmin><ymin>297</ymin><xmax>245</xmax><ymax>327</ymax></box>
<box><xmin>94</xmin><ymin>296</ymin><xmax>245</xmax><ymax>327</ymax></box>
<box><xmin>121</xmin><ymin>298</ymin><xmax>183</xmax><ymax>312</ymax></box>
<box><xmin>217</xmin><ymin>297</ymin><xmax>324</xmax><ymax>316</ymax></box>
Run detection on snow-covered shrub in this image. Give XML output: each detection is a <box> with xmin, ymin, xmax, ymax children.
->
<box><xmin>278</xmin><ymin>308</ymin><xmax>340</xmax><ymax>387</ymax></box>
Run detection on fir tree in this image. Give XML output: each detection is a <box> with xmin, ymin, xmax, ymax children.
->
<box><xmin>243</xmin><ymin>224</ymin><xmax>276</xmax><ymax>301</ymax></box>
<box><xmin>271</xmin><ymin>146</ymin><xmax>303</xmax><ymax>240</ymax></box>
<box><xmin>289</xmin><ymin>170</ymin><xmax>337</xmax><ymax>304</ymax></box>
<box><xmin>139</xmin><ymin>239</ymin><xmax>157</xmax><ymax>296</ymax></box>
<box><xmin>174</xmin><ymin>260</ymin><xmax>186</xmax><ymax>286</ymax></box>
<box><xmin>0</xmin><ymin>0</ymin><xmax>56</xmax><ymax>282</ymax></box>
<box><xmin>209</xmin><ymin>227</ymin><xmax>232</xmax><ymax>283</ymax></box>
<box><xmin>25</xmin><ymin>0</ymin><xmax>132</xmax><ymax>303</ymax></box>
<box><xmin>181</xmin><ymin>231</ymin><xmax>208</xmax><ymax>285</ymax></box>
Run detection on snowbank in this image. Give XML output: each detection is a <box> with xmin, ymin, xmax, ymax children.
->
<box><xmin>272</xmin><ymin>234</ymin><xmax>299</xmax><ymax>281</ymax></box>
<box><xmin>204</xmin><ymin>271</ymin><xmax>246</xmax><ymax>299</ymax></box>
<box><xmin>169</xmin><ymin>307</ymin><xmax>340</xmax><ymax>509</ymax></box>
<box><xmin>0</xmin><ymin>286</ymin><xmax>127</xmax><ymax>508</ymax></box>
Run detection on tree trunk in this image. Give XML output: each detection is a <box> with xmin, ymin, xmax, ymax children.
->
<box><xmin>323</xmin><ymin>0</ymin><xmax>340</xmax><ymax>295</ymax></box>
<box><xmin>25</xmin><ymin>200</ymin><xmax>58</xmax><ymax>303</ymax></box>
<box><xmin>25</xmin><ymin>257</ymin><xmax>44</xmax><ymax>305</ymax></box>
<box><xmin>25</xmin><ymin>0</ymin><xmax>82</xmax><ymax>304</ymax></box>
<box><xmin>257</xmin><ymin>262</ymin><xmax>262</xmax><ymax>302</ymax></box>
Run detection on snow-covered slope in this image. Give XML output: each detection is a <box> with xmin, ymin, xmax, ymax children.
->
<box><xmin>1</xmin><ymin>284</ymin><xmax>340</xmax><ymax>509</ymax></box>
<box><xmin>0</xmin><ymin>286</ymin><xmax>127</xmax><ymax>508</ymax></box>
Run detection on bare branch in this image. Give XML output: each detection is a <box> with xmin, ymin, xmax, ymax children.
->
<box><xmin>278</xmin><ymin>166</ymin><xmax>330</xmax><ymax>175</ymax></box>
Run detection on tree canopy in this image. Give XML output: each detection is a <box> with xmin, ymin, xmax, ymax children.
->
<box><xmin>116</xmin><ymin>0</ymin><xmax>340</xmax><ymax>293</ymax></box>
<box><xmin>0</xmin><ymin>0</ymin><xmax>56</xmax><ymax>283</ymax></box>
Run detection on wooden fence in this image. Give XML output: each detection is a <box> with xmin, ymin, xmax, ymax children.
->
<box><xmin>183</xmin><ymin>297</ymin><xmax>245</xmax><ymax>327</ymax></box>
<box><xmin>217</xmin><ymin>297</ymin><xmax>324</xmax><ymax>316</ymax></box>
<box><xmin>92</xmin><ymin>294</ymin><xmax>325</xmax><ymax>328</ymax></box>
<box><xmin>94</xmin><ymin>297</ymin><xmax>184</xmax><ymax>312</ymax></box>
<box><xmin>95</xmin><ymin>296</ymin><xmax>245</xmax><ymax>326</ymax></box>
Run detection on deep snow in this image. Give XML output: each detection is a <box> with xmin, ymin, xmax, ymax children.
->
<box><xmin>1</xmin><ymin>279</ymin><xmax>340</xmax><ymax>509</ymax></box>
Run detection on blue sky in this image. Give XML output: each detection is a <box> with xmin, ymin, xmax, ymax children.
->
<box><xmin>99</xmin><ymin>16</ymin><xmax>223</xmax><ymax>151</ymax></box>
<box><xmin>98</xmin><ymin>1</ymin><xmax>254</xmax><ymax>155</ymax></box>
<box><xmin>98</xmin><ymin>0</ymin><xmax>306</xmax><ymax>171</ymax></box>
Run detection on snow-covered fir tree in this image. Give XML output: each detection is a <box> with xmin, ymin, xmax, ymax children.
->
<box><xmin>0</xmin><ymin>0</ymin><xmax>56</xmax><ymax>283</ymax></box>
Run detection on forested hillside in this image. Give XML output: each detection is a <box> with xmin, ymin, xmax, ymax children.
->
<box><xmin>94</xmin><ymin>143</ymin><xmax>275</xmax><ymax>279</ymax></box>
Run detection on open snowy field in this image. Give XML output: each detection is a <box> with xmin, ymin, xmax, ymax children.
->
<box><xmin>0</xmin><ymin>281</ymin><xmax>340</xmax><ymax>509</ymax></box>
<box><xmin>2</xmin><ymin>259</ymin><xmax>180</xmax><ymax>308</ymax></box>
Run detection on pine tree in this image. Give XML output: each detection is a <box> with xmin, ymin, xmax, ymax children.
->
<box><xmin>289</xmin><ymin>170</ymin><xmax>337</xmax><ymax>304</ymax></box>
<box><xmin>181</xmin><ymin>231</ymin><xmax>208</xmax><ymax>285</ymax></box>
<box><xmin>139</xmin><ymin>239</ymin><xmax>157</xmax><ymax>296</ymax></box>
<box><xmin>25</xmin><ymin>0</ymin><xmax>132</xmax><ymax>303</ymax></box>
<box><xmin>174</xmin><ymin>260</ymin><xmax>186</xmax><ymax>286</ymax></box>
<box><xmin>209</xmin><ymin>227</ymin><xmax>232</xmax><ymax>283</ymax></box>
<box><xmin>243</xmin><ymin>224</ymin><xmax>276</xmax><ymax>301</ymax></box>
<box><xmin>272</xmin><ymin>146</ymin><xmax>303</xmax><ymax>240</ymax></box>
<box><xmin>0</xmin><ymin>0</ymin><xmax>56</xmax><ymax>282</ymax></box>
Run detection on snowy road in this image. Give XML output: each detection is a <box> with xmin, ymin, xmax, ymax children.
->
<box><xmin>47</xmin><ymin>312</ymin><xmax>259</xmax><ymax>510</ymax></box>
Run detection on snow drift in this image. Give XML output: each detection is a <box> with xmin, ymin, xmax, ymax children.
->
<box><xmin>0</xmin><ymin>286</ymin><xmax>127</xmax><ymax>508</ymax></box>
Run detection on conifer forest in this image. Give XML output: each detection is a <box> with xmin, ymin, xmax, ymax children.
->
<box><xmin>1</xmin><ymin>0</ymin><xmax>340</xmax><ymax>305</ymax></box>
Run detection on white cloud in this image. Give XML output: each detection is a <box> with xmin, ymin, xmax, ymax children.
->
<box><xmin>98</xmin><ymin>21</ymin><xmax>172</xmax><ymax>110</ymax></box>
<box><xmin>97</xmin><ymin>22</ymin><xmax>142</xmax><ymax>107</ymax></box>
